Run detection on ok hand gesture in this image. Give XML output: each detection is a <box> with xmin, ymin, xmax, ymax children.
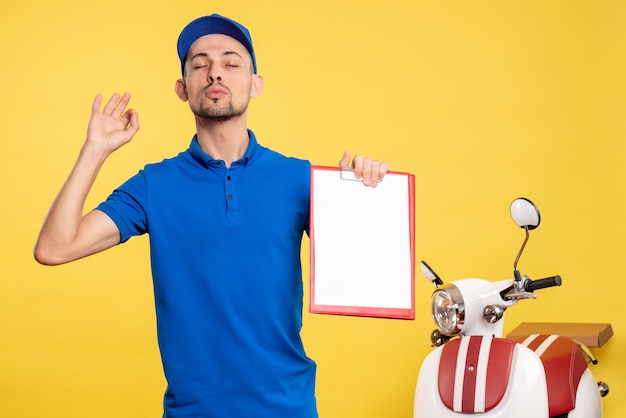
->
<box><xmin>86</xmin><ymin>92</ymin><xmax>140</xmax><ymax>155</ymax></box>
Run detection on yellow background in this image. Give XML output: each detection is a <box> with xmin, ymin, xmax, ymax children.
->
<box><xmin>1</xmin><ymin>0</ymin><xmax>625</xmax><ymax>417</ymax></box>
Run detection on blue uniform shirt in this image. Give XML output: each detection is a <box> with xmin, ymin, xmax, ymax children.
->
<box><xmin>97</xmin><ymin>130</ymin><xmax>318</xmax><ymax>417</ymax></box>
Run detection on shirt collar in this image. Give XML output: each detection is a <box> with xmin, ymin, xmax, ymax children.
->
<box><xmin>189</xmin><ymin>129</ymin><xmax>258</xmax><ymax>168</ymax></box>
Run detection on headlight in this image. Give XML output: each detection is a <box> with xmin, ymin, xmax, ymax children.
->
<box><xmin>431</xmin><ymin>284</ymin><xmax>464</xmax><ymax>336</ymax></box>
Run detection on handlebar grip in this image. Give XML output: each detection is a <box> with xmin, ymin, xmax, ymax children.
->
<box><xmin>524</xmin><ymin>275</ymin><xmax>562</xmax><ymax>292</ymax></box>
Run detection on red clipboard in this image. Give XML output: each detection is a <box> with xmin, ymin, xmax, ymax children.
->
<box><xmin>309</xmin><ymin>166</ymin><xmax>415</xmax><ymax>320</ymax></box>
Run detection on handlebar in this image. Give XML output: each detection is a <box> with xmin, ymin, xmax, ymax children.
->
<box><xmin>524</xmin><ymin>275</ymin><xmax>562</xmax><ymax>292</ymax></box>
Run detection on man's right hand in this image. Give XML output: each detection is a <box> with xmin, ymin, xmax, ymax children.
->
<box><xmin>86</xmin><ymin>92</ymin><xmax>140</xmax><ymax>154</ymax></box>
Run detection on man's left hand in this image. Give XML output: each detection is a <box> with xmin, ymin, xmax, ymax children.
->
<box><xmin>338</xmin><ymin>151</ymin><xmax>390</xmax><ymax>188</ymax></box>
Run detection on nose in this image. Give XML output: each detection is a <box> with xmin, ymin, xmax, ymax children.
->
<box><xmin>208</xmin><ymin>65</ymin><xmax>222</xmax><ymax>83</ymax></box>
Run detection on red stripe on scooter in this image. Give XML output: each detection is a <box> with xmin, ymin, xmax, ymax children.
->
<box><xmin>484</xmin><ymin>338</ymin><xmax>516</xmax><ymax>411</ymax></box>
<box><xmin>438</xmin><ymin>339</ymin><xmax>460</xmax><ymax>410</ymax></box>
<box><xmin>462</xmin><ymin>336</ymin><xmax>482</xmax><ymax>412</ymax></box>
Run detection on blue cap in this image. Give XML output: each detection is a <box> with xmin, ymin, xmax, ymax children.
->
<box><xmin>177</xmin><ymin>14</ymin><xmax>257</xmax><ymax>75</ymax></box>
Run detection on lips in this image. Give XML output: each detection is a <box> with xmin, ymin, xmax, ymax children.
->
<box><xmin>204</xmin><ymin>85</ymin><xmax>228</xmax><ymax>99</ymax></box>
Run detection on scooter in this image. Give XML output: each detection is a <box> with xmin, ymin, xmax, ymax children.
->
<box><xmin>414</xmin><ymin>198</ymin><xmax>609</xmax><ymax>417</ymax></box>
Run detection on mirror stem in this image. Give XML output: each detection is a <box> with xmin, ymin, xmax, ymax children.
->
<box><xmin>513</xmin><ymin>226</ymin><xmax>530</xmax><ymax>282</ymax></box>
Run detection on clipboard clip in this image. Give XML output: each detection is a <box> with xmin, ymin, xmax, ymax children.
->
<box><xmin>340</xmin><ymin>167</ymin><xmax>382</xmax><ymax>182</ymax></box>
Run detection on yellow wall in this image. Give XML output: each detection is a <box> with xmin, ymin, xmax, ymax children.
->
<box><xmin>1</xmin><ymin>0</ymin><xmax>625</xmax><ymax>417</ymax></box>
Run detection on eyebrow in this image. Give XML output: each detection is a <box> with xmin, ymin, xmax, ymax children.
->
<box><xmin>189</xmin><ymin>51</ymin><xmax>244</xmax><ymax>61</ymax></box>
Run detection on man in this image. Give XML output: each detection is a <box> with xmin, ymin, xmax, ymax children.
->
<box><xmin>35</xmin><ymin>14</ymin><xmax>389</xmax><ymax>417</ymax></box>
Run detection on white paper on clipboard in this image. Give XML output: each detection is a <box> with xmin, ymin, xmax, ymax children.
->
<box><xmin>309</xmin><ymin>166</ymin><xmax>415</xmax><ymax>320</ymax></box>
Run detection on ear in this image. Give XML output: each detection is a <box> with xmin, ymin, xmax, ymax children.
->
<box><xmin>250</xmin><ymin>74</ymin><xmax>264</xmax><ymax>98</ymax></box>
<box><xmin>175</xmin><ymin>79</ymin><xmax>188</xmax><ymax>102</ymax></box>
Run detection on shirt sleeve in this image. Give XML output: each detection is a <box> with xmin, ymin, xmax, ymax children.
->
<box><xmin>96</xmin><ymin>170</ymin><xmax>149</xmax><ymax>243</ymax></box>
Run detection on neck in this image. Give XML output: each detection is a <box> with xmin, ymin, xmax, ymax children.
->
<box><xmin>195</xmin><ymin>116</ymin><xmax>249</xmax><ymax>168</ymax></box>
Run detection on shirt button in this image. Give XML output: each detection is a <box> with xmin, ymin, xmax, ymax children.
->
<box><xmin>227</xmin><ymin>195</ymin><xmax>233</xmax><ymax>200</ymax></box>
<box><xmin>227</xmin><ymin>175</ymin><xmax>232</xmax><ymax>180</ymax></box>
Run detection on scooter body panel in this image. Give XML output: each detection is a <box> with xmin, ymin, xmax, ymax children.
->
<box><xmin>568</xmin><ymin>368</ymin><xmax>602</xmax><ymax>418</ymax></box>
<box><xmin>415</xmin><ymin>341</ymin><xmax>549</xmax><ymax>417</ymax></box>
